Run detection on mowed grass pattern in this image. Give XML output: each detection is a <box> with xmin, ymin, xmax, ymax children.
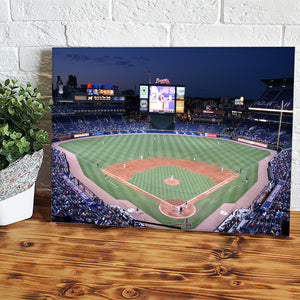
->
<box><xmin>59</xmin><ymin>134</ymin><xmax>270</xmax><ymax>228</ymax></box>
<box><xmin>129</xmin><ymin>166</ymin><xmax>216</xmax><ymax>201</ymax></box>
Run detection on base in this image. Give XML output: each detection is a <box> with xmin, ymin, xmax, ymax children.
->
<box><xmin>0</xmin><ymin>184</ymin><xmax>35</xmax><ymax>226</ymax></box>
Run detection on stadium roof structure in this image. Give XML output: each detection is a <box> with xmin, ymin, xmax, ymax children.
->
<box><xmin>261</xmin><ymin>78</ymin><xmax>293</xmax><ymax>88</ymax></box>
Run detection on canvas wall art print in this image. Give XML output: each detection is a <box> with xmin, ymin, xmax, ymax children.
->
<box><xmin>51</xmin><ymin>47</ymin><xmax>294</xmax><ymax>236</ymax></box>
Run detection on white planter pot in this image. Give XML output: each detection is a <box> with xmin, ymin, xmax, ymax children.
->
<box><xmin>0</xmin><ymin>183</ymin><xmax>35</xmax><ymax>226</ymax></box>
<box><xmin>0</xmin><ymin>149</ymin><xmax>43</xmax><ymax>225</ymax></box>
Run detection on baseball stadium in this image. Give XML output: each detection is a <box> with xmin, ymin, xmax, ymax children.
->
<box><xmin>51</xmin><ymin>75</ymin><xmax>292</xmax><ymax>236</ymax></box>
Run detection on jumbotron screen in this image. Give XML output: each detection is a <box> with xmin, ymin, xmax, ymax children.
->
<box><xmin>149</xmin><ymin>85</ymin><xmax>175</xmax><ymax>113</ymax></box>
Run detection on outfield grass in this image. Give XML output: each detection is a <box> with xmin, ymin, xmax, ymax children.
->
<box><xmin>59</xmin><ymin>134</ymin><xmax>270</xmax><ymax>229</ymax></box>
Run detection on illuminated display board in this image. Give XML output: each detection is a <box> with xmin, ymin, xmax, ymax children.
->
<box><xmin>149</xmin><ymin>85</ymin><xmax>175</xmax><ymax>113</ymax></box>
<box><xmin>99</xmin><ymin>89</ymin><xmax>114</xmax><ymax>96</ymax></box>
<box><xmin>176</xmin><ymin>100</ymin><xmax>184</xmax><ymax>113</ymax></box>
<box><xmin>113</xmin><ymin>96</ymin><xmax>125</xmax><ymax>101</ymax></box>
<box><xmin>139</xmin><ymin>84</ymin><xmax>185</xmax><ymax>113</ymax></box>
<box><xmin>90</xmin><ymin>89</ymin><xmax>114</xmax><ymax>96</ymax></box>
<box><xmin>140</xmin><ymin>85</ymin><xmax>148</xmax><ymax>98</ymax></box>
<box><xmin>176</xmin><ymin>86</ymin><xmax>185</xmax><ymax>100</ymax></box>
<box><xmin>139</xmin><ymin>85</ymin><xmax>149</xmax><ymax>112</ymax></box>
<box><xmin>74</xmin><ymin>95</ymin><xmax>87</xmax><ymax>101</ymax></box>
<box><xmin>88</xmin><ymin>95</ymin><xmax>111</xmax><ymax>101</ymax></box>
<box><xmin>140</xmin><ymin>99</ymin><xmax>148</xmax><ymax>112</ymax></box>
<box><xmin>87</xmin><ymin>82</ymin><xmax>114</xmax><ymax>99</ymax></box>
<box><xmin>235</xmin><ymin>96</ymin><xmax>244</xmax><ymax>106</ymax></box>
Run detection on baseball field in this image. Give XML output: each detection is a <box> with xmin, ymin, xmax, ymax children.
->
<box><xmin>57</xmin><ymin>134</ymin><xmax>271</xmax><ymax>230</ymax></box>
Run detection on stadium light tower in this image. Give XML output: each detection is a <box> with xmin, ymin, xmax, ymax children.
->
<box><xmin>276</xmin><ymin>101</ymin><xmax>284</xmax><ymax>150</ymax></box>
<box><xmin>147</xmin><ymin>71</ymin><xmax>151</xmax><ymax>84</ymax></box>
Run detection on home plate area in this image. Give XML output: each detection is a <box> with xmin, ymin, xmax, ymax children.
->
<box><xmin>160</xmin><ymin>199</ymin><xmax>196</xmax><ymax>218</ymax></box>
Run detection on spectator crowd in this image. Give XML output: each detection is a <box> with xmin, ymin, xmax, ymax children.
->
<box><xmin>216</xmin><ymin>149</ymin><xmax>291</xmax><ymax>236</ymax></box>
<box><xmin>51</xmin><ymin>147</ymin><xmax>145</xmax><ymax>228</ymax></box>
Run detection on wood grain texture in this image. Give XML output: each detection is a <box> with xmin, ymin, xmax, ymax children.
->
<box><xmin>0</xmin><ymin>195</ymin><xmax>299</xmax><ymax>300</ymax></box>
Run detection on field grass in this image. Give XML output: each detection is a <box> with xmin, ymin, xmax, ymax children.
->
<box><xmin>129</xmin><ymin>165</ymin><xmax>216</xmax><ymax>201</ymax></box>
<box><xmin>59</xmin><ymin>134</ymin><xmax>270</xmax><ymax>229</ymax></box>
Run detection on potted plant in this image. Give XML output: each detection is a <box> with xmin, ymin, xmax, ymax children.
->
<box><xmin>0</xmin><ymin>79</ymin><xmax>52</xmax><ymax>225</ymax></box>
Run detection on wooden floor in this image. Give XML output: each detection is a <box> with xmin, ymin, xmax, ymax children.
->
<box><xmin>0</xmin><ymin>195</ymin><xmax>299</xmax><ymax>299</ymax></box>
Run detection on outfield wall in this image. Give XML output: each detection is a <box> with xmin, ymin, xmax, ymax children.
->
<box><xmin>53</xmin><ymin>129</ymin><xmax>281</xmax><ymax>153</ymax></box>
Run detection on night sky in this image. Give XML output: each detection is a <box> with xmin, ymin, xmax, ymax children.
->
<box><xmin>52</xmin><ymin>47</ymin><xmax>295</xmax><ymax>99</ymax></box>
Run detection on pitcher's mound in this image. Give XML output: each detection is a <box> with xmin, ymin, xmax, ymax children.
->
<box><xmin>164</xmin><ymin>178</ymin><xmax>180</xmax><ymax>185</ymax></box>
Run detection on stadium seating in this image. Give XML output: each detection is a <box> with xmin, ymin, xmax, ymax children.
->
<box><xmin>251</xmin><ymin>86</ymin><xmax>293</xmax><ymax>110</ymax></box>
<box><xmin>232</xmin><ymin>120</ymin><xmax>292</xmax><ymax>147</ymax></box>
<box><xmin>216</xmin><ymin>149</ymin><xmax>291</xmax><ymax>236</ymax></box>
<box><xmin>51</xmin><ymin>147</ymin><xmax>144</xmax><ymax>228</ymax></box>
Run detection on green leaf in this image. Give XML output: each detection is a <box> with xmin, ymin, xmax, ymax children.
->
<box><xmin>0</xmin><ymin>124</ymin><xmax>10</xmax><ymax>136</ymax></box>
<box><xmin>33</xmin><ymin>141</ymin><xmax>42</xmax><ymax>151</ymax></box>
<box><xmin>3</xmin><ymin>140</ymin><xmax>15</xmax><ymax>148</ymax></box>
<box><xmin>8</xmin><ymin>106</ymin><xmax>15</xmax><ymax>115</ymax></box>
<box><xmin>21</xmin><ymin>136</ymin><xmax>30</xmax><ymax>147</ymax></box>
<box><xmin>0</xmin><ymin>79</ymin><xmax>50</xmax><ymax>170</ymax></box>
<box><xmin>6</xmin><ymin>153</ymin><xmax>14</xmax><ymax>162</ymax></box>
<box><xmin>0</xmin><ymin>148</ymin><xmax>6</xmax><ymax>156</ymax></box>
<box><xmin>10</xmin><ymin>131</ymin><xmax>22</xmax><ymax>140</ymax></box>
<box><xmin>29</xmin><ymin>129</ymin><xmax>34</xmax><ymax>137</ymax></box>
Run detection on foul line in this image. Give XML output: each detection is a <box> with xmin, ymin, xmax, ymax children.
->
<box><xmin>102</xmin><ymin>169</ymin><xmax>239</xmax><ymax>207</ymax></box>
<box><xmin>102</xmin><ymin>169</ymin><xmax>165</xmax><ymax>204</ymax></box>
<box><xmin>189</xmin><ymin>173</ymin><xmax>239</xmax><ymax>204</ymax></box>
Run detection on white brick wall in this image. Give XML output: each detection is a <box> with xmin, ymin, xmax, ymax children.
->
<box><xmin>0</xmin><ymin>0</ymin><xmax>299</xmax><ymax>211</ymax></box>
<box><xmin>66</xmin><ymin>22</ymin><xmax>170</xmax><ymax>46</ymax></box>
<box><xmin>0</xmin><ymin>48</ymin><xmax>19</xmax><ymax>70</ymax></box>
<box><xmin>0</xmin><ymin>0</ymin><xmax>10</xmax><ymax>21</ymax></box>
<box><xmin>6</xmin><ymin>22</ymin><xmax>66</xmax><ymax>46</ymax></box>
<box><xmin>11</xmin><ymin>0</ymin><xmax>111</xmax><ymax>21</ymax></box>
<box><xmin>170</xmin><ymin>24</ymin><xmax>282</xmax><ymax>46</ymax></box>
<box><xmin>223</xmin><ymin>0</ymin><xmax>300</xmax><ymax>25</ymax></box>
<box><xmin>112</xmin><ymin>0</ymin><xmax>220</xmax><ymax>23</ymax></box>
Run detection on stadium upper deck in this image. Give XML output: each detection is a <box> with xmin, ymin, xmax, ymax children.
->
<box><xmin>250</xmin><ymin>78</ymin><xmax>293</xmax><ymax>111</ymax></box>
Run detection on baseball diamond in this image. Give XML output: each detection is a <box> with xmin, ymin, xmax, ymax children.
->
<box><xmin>102</xmin><ymin>158</ymin><xmax>238</xmax><ymax>219</ymax></box>
<box><xmin>55</xmin><ymin>133</ymin><xmax>274</xmax><ymax>230</ymax></box>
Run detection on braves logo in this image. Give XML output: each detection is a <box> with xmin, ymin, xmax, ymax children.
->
<box><xmin>155</xmin><ymin>78</ymin><xmax>170</xmax><ymax>85</ymax></box>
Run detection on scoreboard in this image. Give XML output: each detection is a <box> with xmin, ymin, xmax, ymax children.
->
<box><xmin>140</xmin><ymin>84</ymin><xmax>185</xmax><ymax>114</ymax></box>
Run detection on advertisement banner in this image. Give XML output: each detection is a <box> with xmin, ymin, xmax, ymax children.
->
<box><xmin>176</xmin><ymin>100</ymin><xmax>184</xmax><ymax>113</ymax></box>
<box><xmin>140</xmin><ymin>99</ymin><xmax>148</xmax><ymax>112</ymax></box>
<box><xmin>74</xmin><ymin>133</ymin><xmax>89</xmax><ymax>138</ymax></box>
<box><xmin>176</xmin><ymin>86</ymin><xmax>185</xmax><ymax>100</ymax></box>
<box><xmin>140</xmin><ymin>85</ymin><xmax>149</xmax><ymax>98</ymax></box>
